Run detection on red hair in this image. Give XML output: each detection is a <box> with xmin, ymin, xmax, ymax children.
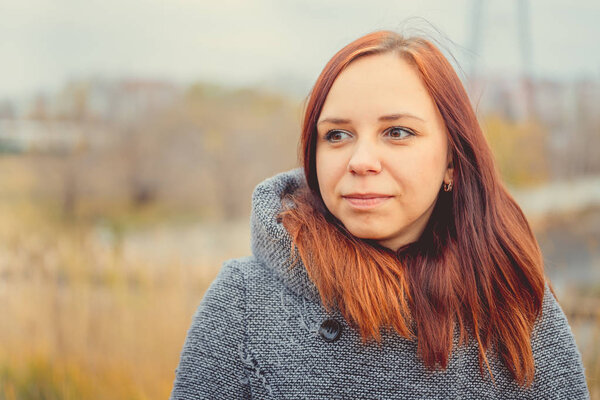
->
<box><xmin>278</xmin><ymin>31</ymin><xmax>547</xmax><ymax>387</ymax></box>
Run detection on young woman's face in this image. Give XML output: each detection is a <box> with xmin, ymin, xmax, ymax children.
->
<box><xmin>315</xmin><ymin>52</ymin><xmax>453</xmax><ymax>251</ymax></box>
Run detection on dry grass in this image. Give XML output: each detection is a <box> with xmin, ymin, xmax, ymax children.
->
<box><xmin>0</xmin><ymin>210</ymin><xmax>219</xmax><ymax>400</ymax></box>
<box><xmin>0</xmin><ymin>157</ymin><xmax>221</xmax><ymax>399</ymax></box>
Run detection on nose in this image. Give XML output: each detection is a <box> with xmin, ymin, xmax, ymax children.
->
<box><xmin>347</xmin><ymin>139</ymin><xmax>382</xmax><ymax>175</ymax></box>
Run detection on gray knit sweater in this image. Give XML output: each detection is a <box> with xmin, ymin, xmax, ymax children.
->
<box><xmin>170</xmin><ymin>168</ymin><xmax>590</xmax><ymax>399</ymax></box>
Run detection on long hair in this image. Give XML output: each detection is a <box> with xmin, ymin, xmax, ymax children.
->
<box><xmin>278</xmin><ymin>30</ymin><xmax>547</xmax><ymax>387</ymax></box>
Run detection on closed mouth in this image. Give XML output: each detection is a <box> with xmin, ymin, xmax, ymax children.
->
<box><xmin>342</xmin><ymin>194</ymin><xmax>393</xmax><ymax>209</ymax></box>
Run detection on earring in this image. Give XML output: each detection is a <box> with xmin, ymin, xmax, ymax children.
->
<box><xmin>443</xmin><ymin>181</ymin><xmax>453</xmax><ymax>192</ymax></box>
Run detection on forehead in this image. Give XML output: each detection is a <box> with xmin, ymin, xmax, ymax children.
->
<box><xmin>320</xmin><ymin>52</ymin><xmax>439</xmax><ymax>123</ymax></box>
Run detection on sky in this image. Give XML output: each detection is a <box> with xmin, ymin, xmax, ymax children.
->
<box><xmin>1</xmin><ymin>0</ymin><xmax>600</xmax><ymax>101</ymax></box>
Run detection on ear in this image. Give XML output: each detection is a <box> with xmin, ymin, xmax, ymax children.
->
<box><xmin>444</xmin><ymin>151</ymin><xmax>454</xmax><ymax>184</ymax></box>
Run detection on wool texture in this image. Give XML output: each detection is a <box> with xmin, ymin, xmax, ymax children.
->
<box><xmin>170</xmin><ymin>168</ymin><xmax>590</xmax><ymax>400</ymax></box>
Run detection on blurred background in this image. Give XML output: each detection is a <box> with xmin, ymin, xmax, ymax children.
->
<box><xmin>0</xmin><ymin>0</ymin><xmax>599</xmax><ymax>398</ymax></box>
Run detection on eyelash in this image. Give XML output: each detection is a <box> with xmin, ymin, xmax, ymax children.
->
<box><xmin>323</xmin><ymin>127</ymin><xmax>415</xmax><ymax>142</ymax></box>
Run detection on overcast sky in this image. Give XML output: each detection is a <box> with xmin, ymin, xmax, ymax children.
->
<box><xmin>2</xmin><ymin>0</ymin><xmax>599</xmax><ymax>101</ymax></box>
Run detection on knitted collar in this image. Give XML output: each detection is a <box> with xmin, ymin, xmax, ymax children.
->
<box><xmin>250</xmin><ymin>168</ymin><xmax>322</xmax><ymax>303</ymax></box>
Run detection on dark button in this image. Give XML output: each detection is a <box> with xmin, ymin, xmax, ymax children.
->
<box><xmin>319</xmin><ymin>319</ymin><xmax>342</xmax><ymax>342</ymax></box>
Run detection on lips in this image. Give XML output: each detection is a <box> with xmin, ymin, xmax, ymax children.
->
<box><xmin>342</xmin><ymin>193</ymin><xmax>393</xmax><ymax>209</ymax></box>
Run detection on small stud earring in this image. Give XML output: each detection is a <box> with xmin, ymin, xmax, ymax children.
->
<box><xmin>443</xmin><ymin>181</ymin><xmax>453</xmax><ymax>192</ymax></box>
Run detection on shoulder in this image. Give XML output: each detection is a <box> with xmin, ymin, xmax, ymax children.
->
<box><xmin>185</xmin><ymin>258</ymin><xmax>254</xmax><ymax>339</ymax></box>
<box><xmin>182</xmin><ymin>256</ymin><xmax>267</xmax><ymax>343</ymax></box>
<box><xmin>198</xmin><ymin>258</ymin><xmax>249</xmax><ymax>308</ymax></box>
<box><xmin>532</xmin><ymin>283</ymin><xmax>578</xmax><ymax>346</ymax></box>
<box><xmin>216</xmin><ymin>256</ymin><xmax>269</xmax><ymax>284</ymax></box>
<box><xmin>204</xmin><ymin>256</ymin><xmax>275</xmax><ymax>305</ymax></box>
<box><xmin>529</xmin><ymin>283</ymin><xmax>590</xmax><ymax>398</ymax></box>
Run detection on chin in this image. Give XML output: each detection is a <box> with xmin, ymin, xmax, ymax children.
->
<box><xmin>344</xmin><ymin>224</ymin><xmax>388</xmax><ymax>241</ymax></box>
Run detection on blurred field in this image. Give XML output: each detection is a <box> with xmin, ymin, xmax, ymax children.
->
<box><xmin>0</xmin><ymin>155</ymin><xmax>241</xmax><ymax>399</ymax></box>
<box><xmin>0</xmin><ymin>152</ymin><xmax>599</xmax><ymax>399</ymax></box>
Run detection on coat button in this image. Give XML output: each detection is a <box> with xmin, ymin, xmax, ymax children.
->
<box><xmin>319</xmin><ymin>319</ymin><xmax>342</xmax><ymax>342</ymax></box>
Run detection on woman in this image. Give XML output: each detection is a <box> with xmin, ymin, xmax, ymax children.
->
<box><xmin>170</xmin><ymin>30</ymin><xmax>590</xmax><ymax>399</ymax></box>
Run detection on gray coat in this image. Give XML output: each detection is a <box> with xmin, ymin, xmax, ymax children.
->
<box><xmin>170</xmin><ymin>168</ymin><xmax>590</xmax><ymax>399</ymax></box>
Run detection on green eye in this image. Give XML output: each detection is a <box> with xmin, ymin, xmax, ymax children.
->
<box><xmin>325</xmin><ymin>130</ymin><xmax>351</xmax><ymax>142</ymax></box>
<box><xmin>386</xmin><ymin>127</ymin><xmax>414</xmax><ymax>139</ymax></box>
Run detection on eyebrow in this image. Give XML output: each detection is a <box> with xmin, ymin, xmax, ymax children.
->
<box><xmin>317</xmin><ymin>113</ymin><xmax>425</xmax><ymax>126</ymax></box>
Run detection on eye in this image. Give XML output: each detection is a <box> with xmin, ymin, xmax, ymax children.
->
<box><xmin>324</xmin><ymin>130</ymin><xmax>351</xmax><ymax>142</ymax></box>
<box><xmin>385</xmin><ymin>127</ymin><xmax>415</xmax><ymax>140</ymax></box>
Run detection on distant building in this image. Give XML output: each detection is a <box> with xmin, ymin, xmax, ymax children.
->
<box><xmin>51</xmin><ymin>78</ymin><xmax>181</xmax><ymax>124</ymax></box>
<box><xmin>0</xmin><ymin>119</ymin><xmax>113</xmax><ymax>154</ymax></box>
<box><xmin>2</xmin><ymin>78</ymin><xmax>182</xmax><ymax>154</ymax></box>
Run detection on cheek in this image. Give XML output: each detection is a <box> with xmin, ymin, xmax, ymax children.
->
<box><xmin>315</xmin><ymin>150</ymin><xmax>327</xmax><ymax>192</ymax></box>
<box><xmin>417</xmin><ymin>151</ymin><xmax>447</xmax><ymax>182</ymax></box>
<box><xmin>316</xmin><ymin>149</ymin><xmax>344</xmax><ymax>198</ymax></box>
<box><xmin>389</xmin><ymin>146</ymin><xmax>447</xmax><ymax>194</ymax></box>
